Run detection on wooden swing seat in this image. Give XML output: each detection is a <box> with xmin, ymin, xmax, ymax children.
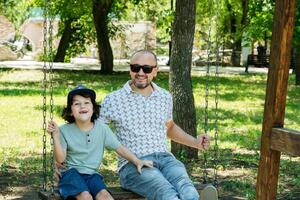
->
<box><xmin>38</xmin><ymin>183</ymin><xmax>209</xmax><ymax>200</ymax></box>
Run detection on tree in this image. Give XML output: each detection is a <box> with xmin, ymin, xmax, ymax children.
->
<box><xmin>121</xmin><ymin>0</ymin><xmax>173</xmax><ymax>54</ymax></box>
<box><xmin>244</xmin><ymin>0</ymin><xmax>274</xmax><ymax>48</ymax></box>
<box><xmin>92</xmin><ymin>0</ymin><xmax>114</xmax><ymax>74</ymax></box>
<box><xmin>34</xmin><ymin>0</ymin><xmax>95</xmax><ymax>62</ymax></box>
<box><xmin>169</xmin><ymin>0</ymin><xmax>197</xmax><ymax>160</ymax></box>
<box><xmin>38</xmin><ymin>0</ymin><xmax>131</xmax><ymax>72</ymax></box>
<box><xmin>222</xmin><ymin>0</ymin><xmax>250</xmax><ymax>66</ymax></box>
<box><xmin>49</xmin><ymin>0</ymin><xmax>94</xmax><ymax>62</ymax></box>
<box><xmin>0</xmin><ymin>0</ymin><xmax>34</xmax><ymax>36</ymax></box>
<box><xmin>293</xmin><ymin>0</ymin><xmax>300</xmax><ymax>85</ymax></box>
<box><xmin>195</xmin><ymin>0</ymin><xmax>250</xmax><ymax>66</ymax></box>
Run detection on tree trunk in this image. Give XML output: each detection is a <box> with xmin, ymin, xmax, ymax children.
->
<box><xmin>227</xmin><ymin>0</ymin><xmax>249</xmax><ymax>67</ymax></box>
<box><xmin>54</xmin><ymin>19</ymin><xmax>76</xmax><ymax>62</ymax></box>
<box><xmin>169</xmin><ymin>0</ymin><xmax>197</xmax><ymax>160</ymax></box>
<box><xmin>295</xmin><ymin>51</ymin><xmax>300</xmax><ymax>85</ymax></box>
<box><xmin>92</xmin><ymin>0</ymin><xmax>114</xmax><ymax>74</ymax></box>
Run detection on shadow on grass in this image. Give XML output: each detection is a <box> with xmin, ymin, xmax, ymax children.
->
<box><xmin>0</xmin><ymin>146</ymin><xmax>299</xmax><ymax>200</ymax></box>
<box><xmin>0</xmin><ymin>150</ymin><xmax>119</xmax><ymax>199</ymax></box>
<box><xmin>185</xmin><ymin>148</ymin><xmax>300</xmax><ymax>200</ymax></box>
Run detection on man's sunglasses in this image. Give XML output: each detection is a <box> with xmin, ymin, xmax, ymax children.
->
<box><xmin>130</xmin><ymin>64</ymin><xmax>157</xmax><ymax>74</ymax></box>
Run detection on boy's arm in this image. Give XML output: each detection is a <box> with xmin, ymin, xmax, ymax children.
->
<box><xmin>47</xmin><ymin>120</ymin><xmax>66</xmax><ymax>163</ymax></box>
<box><xmin>115</xmin><ymin>146</ymin><xmax>153</xmax><ymax>173</ymax></box>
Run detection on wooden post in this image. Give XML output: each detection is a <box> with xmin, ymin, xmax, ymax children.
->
<box><xmin>256</xmin><ymin>1</ymin><xmax>296</xmax><ymax>200</ymax></box>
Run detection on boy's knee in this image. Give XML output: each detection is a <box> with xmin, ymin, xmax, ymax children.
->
<box><xmin>95</xmin><ymin>189</ymin><xmax>114</xmax><ymax>200</ymax></box>
<box><xmin>76</xmin><ymin>191</ymin><xmax>93</xmax><ymax>200</ymax></box>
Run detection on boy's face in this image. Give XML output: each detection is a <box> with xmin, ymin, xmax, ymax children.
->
<box><xmin>71</xmin><ymin>95</ymin><xmax>93</xmax><ymax>123</ymax></box>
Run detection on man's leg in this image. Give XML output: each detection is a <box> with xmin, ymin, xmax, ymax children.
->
<box><xmin>119</xmin><ymin>155</ymin><xmax>181</xmax><ymax>200</ymax></box>
<box><xmin>158</xmin><ymin>153</ymin><xmax>199</xmax><ymax>200</ymax></box>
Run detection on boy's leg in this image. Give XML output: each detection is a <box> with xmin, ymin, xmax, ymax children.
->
<box><xmin>159</xmin><ymin>153</ymin><xmax>199</xmax><ymax>200</ymax></box>
<box><xmin>119</xmin><ymin>154</ymin><xmax>181</xmax><ymax>200</ymax></box>
<box><xmin>58</xmin><ymin>168</ymin><xmax>89</xmax><ymax>200</ymax></box>
<box><xmin>84</xmin><ymin>173</ymin><xmax>112</xmax><ymax>200</ymax></box>
<box><xmin>200</xmin><ymin>185</ymin><xmax>218</xmax><ymax>200</ymax></box>
<box><xmin>75</xmin><ymin>191</ymin><xmax>93</xmax><ymax>200</ymax></box>
<box><xmin>95</xmin><ymin>189</ymin><xmax>114</xmax><ymax>200</ymax></box>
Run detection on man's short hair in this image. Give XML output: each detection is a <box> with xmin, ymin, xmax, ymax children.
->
<box><xmin>131</xmin><ymin>50</ymin><xmax>157</xmax><ymax>65</ymax></box>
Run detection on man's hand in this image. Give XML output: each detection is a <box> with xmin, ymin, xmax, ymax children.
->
<box><xmin>196</xmin><ymin>134</ymin><xmax>210</xmax><ymax>150</ymax></box>
<box><xmin>134</xmin><ymin>159</ymin><xmax>153</xmax><ymax>174</ymax></box>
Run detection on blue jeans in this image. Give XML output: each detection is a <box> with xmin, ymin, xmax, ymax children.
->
<box><xmin>119</xmin><ymin>152</ymin><xmax>199</xmax><ymax>200</ymax></box>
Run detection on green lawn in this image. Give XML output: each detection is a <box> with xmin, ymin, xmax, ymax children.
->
<box><xmin>0</xmin><ymin>68</ymin><xmax>299</xmax><ymax>199</ymax></box>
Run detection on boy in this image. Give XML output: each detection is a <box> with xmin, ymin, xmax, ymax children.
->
<box><xmin>47</xmin><ymin>84</ymin><xmax>152</xmax><ymax>200</ymax></box>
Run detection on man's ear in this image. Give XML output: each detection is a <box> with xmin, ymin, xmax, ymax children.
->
<box><xmin>153</xmin><ymin>66</ymin><xmax>159</xmax><ymax>77</ymax></box>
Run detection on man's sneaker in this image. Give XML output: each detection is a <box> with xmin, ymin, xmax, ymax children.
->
<box><xmin>200</xmin><ymin>185</ymin><xmax>218</xmax><ymax>200</ymax></box>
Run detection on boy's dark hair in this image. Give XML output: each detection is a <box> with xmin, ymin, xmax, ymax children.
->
<box><xmin>62</xmin><ymin>85</ymin><xmax>99</xmax><ymax>123</ymax></box>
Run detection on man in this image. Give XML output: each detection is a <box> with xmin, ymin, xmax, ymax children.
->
<box><xmin>99</xmin><ymin>50</ymin><xmax>218</xmax><ymax>200</ymax></box>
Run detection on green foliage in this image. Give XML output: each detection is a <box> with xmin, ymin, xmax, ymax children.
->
<box><xmin>65</xmin><ymin>15</ymin><xmax>96</xmax><ymax>60</ymax></box>
<box><xmin>121</xmin><ymin>0</ymin><xmax>173</xmax><ymax>54</ymax></box>
<box><xmin>0</xmin><ymin>0</ymin><xmax>35</xmax><ymax>35</ymax></box>
<box><xmin>36</xmin><ymin>48</ymin><xmax>56</xmax><ymax>62</ymax></box>
<box><xmin>243</xmin><ymin>0</ymin><xmax>274</xmax><ymax>45</ymax></box>
<box><xmin>195</xmin><ymin>0</ymin><xmax>246</xmax><ymax>50</ymax></box>
<box><xmin>292</xmin><ymin>0</ymin><xmax>300</xmax><ymax>50</ymax></box>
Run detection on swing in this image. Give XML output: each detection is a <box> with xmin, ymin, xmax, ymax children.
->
<box><xmin>38</xmin><ymin>0</ymin><xmax>221</xmax><ymax>199</ymax></box>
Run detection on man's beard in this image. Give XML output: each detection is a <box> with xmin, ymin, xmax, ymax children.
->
<box><xmin>133</xmin><ymin>80</ymin><xmax>150</xmax><ymax>89</ymax></box>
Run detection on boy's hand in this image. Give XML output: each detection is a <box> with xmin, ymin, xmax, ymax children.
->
<box><xmin>135</xmin><ymin>160</ymin><xmax>153</xmax><ymax>174</ymax></box>
<box><xmin>53</xmin><ymin>162</ymin><xmax>68</xmax><ymax>180</ymax></box>
<box><xmin>47</xmin><ymin>120</ymin><xmax>60</xmax><ymax>137</ymax></box>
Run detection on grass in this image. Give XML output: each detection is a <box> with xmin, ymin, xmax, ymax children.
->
<box><xmin>0</xmin><ymin>68</ymin><xmax>299</xmax><ymax>199</ymax></box>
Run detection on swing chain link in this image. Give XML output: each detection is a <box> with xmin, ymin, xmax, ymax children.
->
<box><xmin>203</xmin><ymin>0</ymin><xmax>214</xmax><ymax>184</ymax></box>
<box><xmin>48</xmin><ymin>10</ymin><xmax>55</xmax><ymax>194</ymax></box>
<box><xmin>203</xmin><ymin>0</ymin><xmax>220</xmax><ymax>186</ymax></box>
<box><xmin>42</xmin><ymin>0</ymin><xmax>55</xmax><ymax>193</ymax></box>
<box><xmin>213</xmin><ymin>0</ymin><xmax>220</xmax><ymax>187</ymax></box>
<box><xmin>42</xmin><ymin>2</ymin><xmax>48</xmax><ymax>191</ymax></box>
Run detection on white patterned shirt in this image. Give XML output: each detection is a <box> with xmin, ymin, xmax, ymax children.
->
<box><xmin>99</xmin><ymin>81</ymin><xmax>173</xmax><ymax>170</ymax></box>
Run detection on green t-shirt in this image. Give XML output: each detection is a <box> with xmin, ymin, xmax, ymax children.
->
<box><xmin>59</xmin><ymin>120</ymin><xmax>121</xmax><ymax>174</ymax></box>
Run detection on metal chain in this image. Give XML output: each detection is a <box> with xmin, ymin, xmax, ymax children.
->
<box><xmin>48</xmin><ymin>14</ymin><xmax>55</xmax><ymax>194</ymax></box>
<box><xmin>42</xmin><ymin>0</ymin><xmax>55</xmax><ymax>193</ymax></box>
<box><xmin>213</xmin><ymin>0</ymin><xmax>220</xmax><ymax>187</ymax></box>
<box><xmin>42</xmin><ymin>3</ymin><xmax>48</xmax><ymax>191</ymax></box>
<box><xmin>203</xmin><ymin>0</ymin><xmax>214</xmax><ymax>184</ymax></box>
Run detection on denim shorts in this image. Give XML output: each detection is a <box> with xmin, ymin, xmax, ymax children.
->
<box><xmin>58</xmin><ymin>168</ymin><xmax>107</xmax><ymax>200</ymax></box>
<box><xmin>119</xmin><ymin>152</ymin><xmax>199</xmax><ymax>200</ymax></box>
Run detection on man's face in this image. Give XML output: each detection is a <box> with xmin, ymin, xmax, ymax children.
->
<box><xmin>129</xmin><ymin>53</ymin><xmax>158</xmax><ymax>89</ymax></box>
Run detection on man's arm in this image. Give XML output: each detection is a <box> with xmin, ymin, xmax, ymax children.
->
<box><xmin>166</xmin><ymin>120</ymin><xmax>210</xmax><ymax>150</ymax></box>
<box><xmin>115</xmin><ymin>146</ymin><xmax>153</xmax><ymax>173</ymax></box>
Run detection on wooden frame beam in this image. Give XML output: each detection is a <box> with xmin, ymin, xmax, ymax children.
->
<box><xmin>256</xmin><ymin>0</ymin><xmax>296</xmax><ymax>199</ymax></box>
<box><xmin>271</xmin><ymin>128</ymin><xmax>300</xmax><ymax>157</ymax></box>
<box><xmin>38</xmin><ymin>184</ymin><xmax>209</xmax><ymax>200</ymax></box>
